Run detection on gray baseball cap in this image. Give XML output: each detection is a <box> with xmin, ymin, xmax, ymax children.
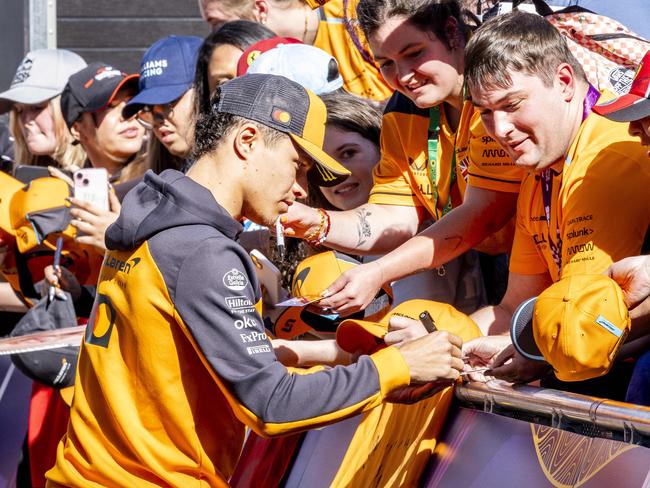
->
<box><xmin>0</xmin><ymin>49</ymin><xmax>87</xmax><ymax>114</ymax></box>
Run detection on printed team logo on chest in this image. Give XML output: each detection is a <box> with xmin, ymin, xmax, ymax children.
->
<box><xmin>408</xmin><ymin>156</ymin><xmax>428</xmax><ymax>173</ymax></box>
<box><xmin>223</xmin><ymin>268</ymin><xmax>248</xmax><ymax>291</ymax></box>
<box><xmin>85</xmin><ymin>294</ymin><xmax>117</xmax><ymax>348</ymax></box>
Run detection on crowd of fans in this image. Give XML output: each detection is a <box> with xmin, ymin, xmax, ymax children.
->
<box><xmin>0</xmin><ymin>0</ymin><xmax>649</xmax><ymax>486</ymax></box>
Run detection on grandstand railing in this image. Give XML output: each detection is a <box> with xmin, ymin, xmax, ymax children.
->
<box><xmin>455</xmin><ymin>381</ymin><xmax>650</xmax><ymax>446</ymax></box>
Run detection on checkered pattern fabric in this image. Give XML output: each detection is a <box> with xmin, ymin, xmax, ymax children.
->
<box><xmin>548</xmin><ymin>12</ymin><xmax>650</xmax><ymax>95</ymax></box>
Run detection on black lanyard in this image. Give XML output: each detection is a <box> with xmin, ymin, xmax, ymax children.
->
<box><xmin>540</xmin><ymin>84</ymin><xmax>601</xmax><ymax>272</ymax></box>
<box><xmin>427</xmin><ymin>106</ymin><xmax>457</xmax><ymax>220</ymax></box>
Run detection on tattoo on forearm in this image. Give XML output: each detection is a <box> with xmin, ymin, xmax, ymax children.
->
<box><xmin>444</xmin><ymin>235</ymin><xmax>463</xmax><ymax>251</ymax></box>
<box><xmin>355</xmin><ymin>208</ymin><xmax>372</xmax><ymax>247</ymax></box>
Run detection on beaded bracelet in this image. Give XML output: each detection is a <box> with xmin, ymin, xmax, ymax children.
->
<box><xmin>304</xmin><ymin>208</ymin><xmax>330</xmax><ymax>247</ymax></box>
<box><xmin>303</xmin><ymin>210</ymin><xmax>325</xmax><ymax>242</ymax></box>
<box><xmin>313</xmin><ymin>209</ymin><xmax>331</xmax><ymax>246</ymax></box>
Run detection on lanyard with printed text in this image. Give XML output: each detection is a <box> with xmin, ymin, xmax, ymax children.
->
<box><xmin>428</xmin><ymin>106</ymin><xmax>457</xmax><ymax>221</ymax></box>
<box><xmin>539</xmin><ymin>84</ymin><xmax>601</xmax><ymax>273</ymax></box>
<box><xmin>540</xmin><ymin>168</ymin><xmax>563</xmax><ymax>272</ymax></box>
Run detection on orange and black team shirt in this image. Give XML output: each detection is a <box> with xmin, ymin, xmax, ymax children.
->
<box><xmin>46</xmin><ymin>170</ymin><xmax>411</xmax><ymax>488</ymax></box>
<box><xmin>510</xmin><ymin>110</ymin><xmax>650</xmax><ymax>282</ymax></box>
<box><xmin>308</xmin><ymin>0</ymin><xmax>393</xmax><ymax>101</ymax></box>
<box><xmin>369</xmin><ymin>91</ymin><xmax>524</xmax><ymax>218</ymax></box>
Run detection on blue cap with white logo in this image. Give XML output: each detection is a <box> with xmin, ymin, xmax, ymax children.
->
<box><xmin>122</xmin><ymin>35</ymin><xmax>202</xmax><ymax>119</ymax></box>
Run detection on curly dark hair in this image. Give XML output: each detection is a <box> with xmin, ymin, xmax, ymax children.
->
<box><xmin>190</xmin><ymin>85</ymin><xmax>285</xmax><ymax>163</ymax></box>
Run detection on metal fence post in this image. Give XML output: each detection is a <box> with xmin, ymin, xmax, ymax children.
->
<box><xmin>29</xmin><ymin>0</ymin><xmax>57</xmax><ymax>50</ymax></box>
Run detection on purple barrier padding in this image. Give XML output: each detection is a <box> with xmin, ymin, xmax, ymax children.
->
<box><xmin>0</xmin><ymin>357</ymin><xmax>32</xmax><ymax>488</ymax></box>
<box><xmin>422</xmin><ymin>407</ymin><xmax>650</xmax><ymax>487</ymax></box>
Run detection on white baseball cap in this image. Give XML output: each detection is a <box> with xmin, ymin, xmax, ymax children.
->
<box><xmin>0</xmin><ymin>49</ymin><xmax>87</xmax><ymax>114</ymax></box>
<box><xmin>247</xmin><ymin>44</ymin><xmax>344</xmax><ymax>95</ymax></box>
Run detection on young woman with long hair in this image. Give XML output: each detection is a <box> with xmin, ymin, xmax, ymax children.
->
<box><xmin>282</xmin><ymin>0</ymin><xmax>522</xmax><ymax>313</ymax></box>
<box><xmin>0</xmin><ymin>49</ymin><xmax>87</xmax><ymax>171</ymax></box>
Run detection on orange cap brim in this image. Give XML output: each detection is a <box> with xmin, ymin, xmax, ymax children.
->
<box><xmin>336</xmin><ymin>319</ymin><xmax>387</xmax><ymax>355</ymax></box>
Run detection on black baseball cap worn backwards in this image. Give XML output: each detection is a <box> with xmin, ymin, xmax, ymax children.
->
<box><xmin>217</xmin><ymin>73</ymin><xmax>350</xmax><ymax>187</ymax></box>
<box><xmin>61</xmin><ymin>62</ymin><xmax>139</xmax><ymax>129</ymax></box>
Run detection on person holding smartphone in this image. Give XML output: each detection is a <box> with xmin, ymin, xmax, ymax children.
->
<box><xmin>57</xmin><ymin>63</ymin><xmax>147</xmax><ymax>251</ymax></box>
<box><xmin>61</xmin><ymin>62</ymin><xmax>146</xmax><ymax>184</ymax></box>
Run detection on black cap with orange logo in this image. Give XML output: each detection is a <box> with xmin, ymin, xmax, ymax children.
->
<box><xmin>216</xmin><ymin>73</ymin><xmax>351</xmax><ymax>187</ymax></box>
<box><xmin>61</xmin><ymin>62</ymin><xmax>139</xmax><ymax>129</ymax></box>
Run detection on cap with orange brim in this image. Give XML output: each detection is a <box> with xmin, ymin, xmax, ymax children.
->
<box><xmin>271</xmin><ymin>251</ymin><xmax>393</xmax><ymax>339</ymax></box>
<box><xmin>337</xmin><ymin>299</ymin><xmax>480</xmax><ymax>355</ymax></box>
<box><xmin>60</xmin><ymin>62</ymin><xmax>140</xmax><ymax>129</ymax></box>
<box><xmin>7</xmin><ymin>177</ymin><xmax>75</xmax><ymax>253</ymax></box>
<box><xmin>511</xmin><ymin>274</ymin><xmax>630</xmax><ymax>382</ymax></box>
<box><xmin>216</xmin><ymin>74</ymin><xmax>351</xmax><ymax>187</ymax></box>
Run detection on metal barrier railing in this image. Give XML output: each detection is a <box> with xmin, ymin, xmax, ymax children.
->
<box><xmin>455</xmin><ymin>381</ymin><xmax>650</xmax><ymax>445</ymax></box>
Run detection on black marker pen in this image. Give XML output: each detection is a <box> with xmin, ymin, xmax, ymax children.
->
<box><xmin>419</xmin><ymin>310</ymin><xmax>437</xmax><ymax>333</ymax></box>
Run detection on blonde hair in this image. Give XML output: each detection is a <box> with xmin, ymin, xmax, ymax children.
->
<box><xmin>9</xmin><ymin>95</ymin><xmax>86</xmax><ymax>171</ymax></box>
<box><xmin>202</xmin><ymin>0</ymin><xmax>256</xmax><ymax>19</ymax></box>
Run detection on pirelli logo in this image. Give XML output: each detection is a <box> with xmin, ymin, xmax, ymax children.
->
<box><xmin>247</xmin><ymin>344</ymin><xmax>271</xmax><ymax>355</ymax></box>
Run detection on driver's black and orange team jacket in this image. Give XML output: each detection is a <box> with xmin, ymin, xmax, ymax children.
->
<box><xmin>46</xmin><ymin>170</ymin><xmax>410</xmax><ymax>488</ymax></box>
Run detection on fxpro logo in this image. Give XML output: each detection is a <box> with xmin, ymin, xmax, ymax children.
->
<box><xmin>240</xmin><ymin>330</ymin><xmax>267</xmax><ymax>343</ymax></box>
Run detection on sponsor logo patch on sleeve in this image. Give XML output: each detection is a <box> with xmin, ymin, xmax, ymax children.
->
<box><xmin>223</xmin><ymin>269</ymin><xmax>248</xmax><ymax>291</ymax></box>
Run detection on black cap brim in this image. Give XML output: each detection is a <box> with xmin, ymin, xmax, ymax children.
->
<box><xmin>510</xmin><ymin>296</ymin><xmax>547</xmax><ymax>362</ymax></box>
<box><xmin>12</xmin><ymin>347</ymin><xmax>79</xmax><ymax>388</ymax></box>
<box><xmin>93</xmin><ymin>74</ymin><xmax>140</xmax><ymax>112</ymax></box>
<box><xmin>600</xmin><ymin>99</ymin><xmax>650</xmax><ymax>123</ymax></box>
<box><xmin>593</xmin><ymin>94</ymin><xmax>650</xmax><ymax>123</ymax></box>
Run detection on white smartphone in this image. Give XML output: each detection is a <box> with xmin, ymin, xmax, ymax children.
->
<box><xmin>250</xmin><ymin>249</ymin><xmax>287</xmax><ymax>306</ymax></box>
<box><xmin>73</xmin><ymin>168</ymin><xmax>109</xmax><ymax>211</ymax></box>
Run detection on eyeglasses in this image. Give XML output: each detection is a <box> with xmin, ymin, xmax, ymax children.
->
<box><xmin>135</xmin><ymin>100</ymin><xmax>178</xmax><ymax>130</ymax></box>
